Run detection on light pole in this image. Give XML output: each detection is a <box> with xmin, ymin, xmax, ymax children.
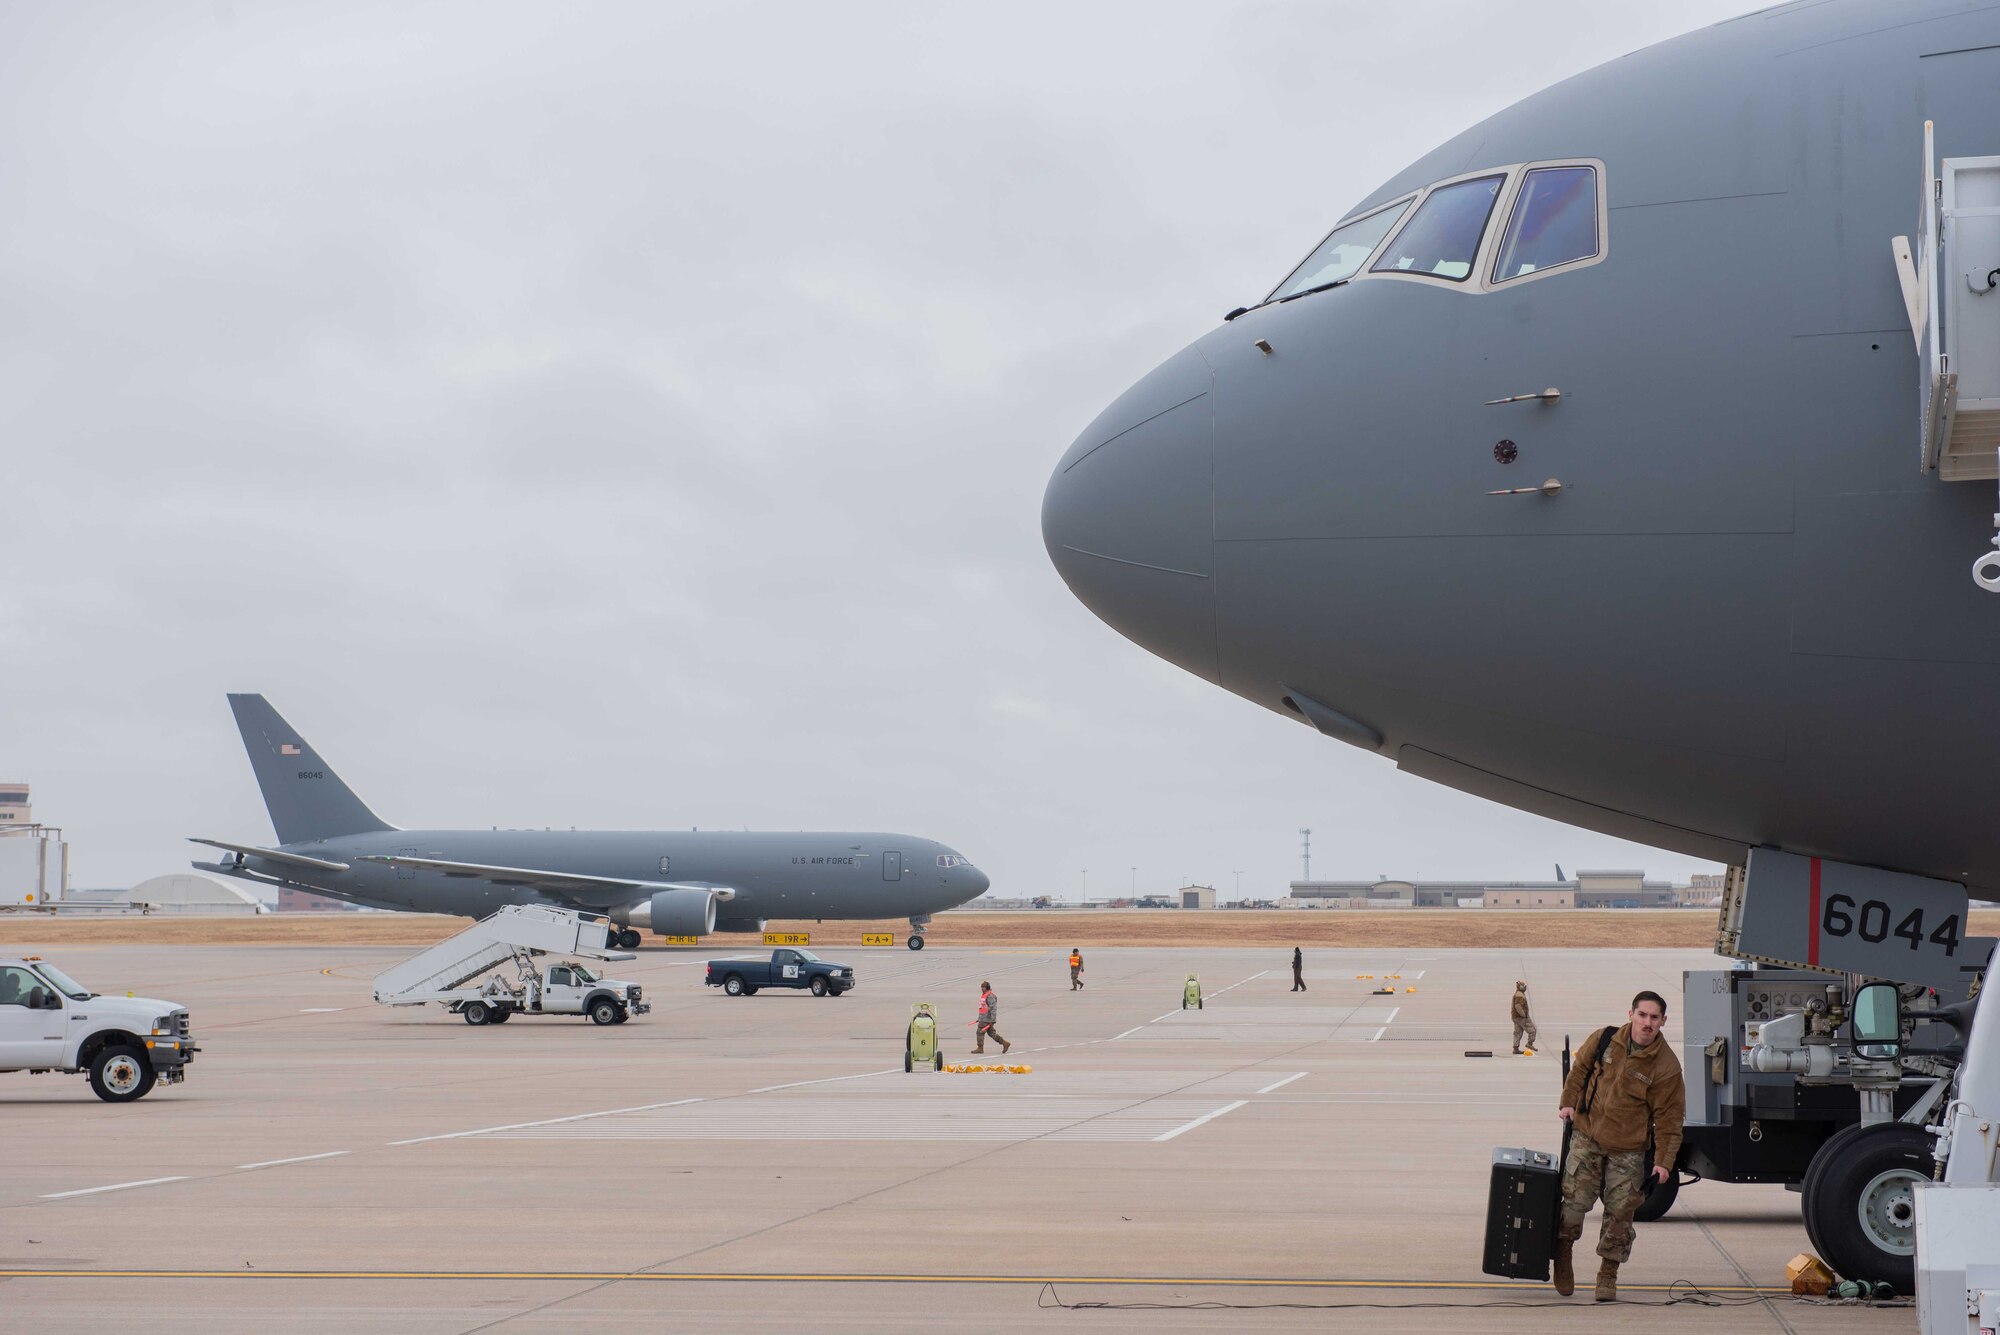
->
<box><xmin>1130</xmin><ymin>867</ymin><xmax>1137</xmax><ymax>896</ymax></box>
<box><xmin>1080</xmin><ymin>869</ymin><xmax>1087</xmax><ymax>901</ymax></box>
<box><xmin>1234</xmin><ymin>870</ymin><xmax>1243</xmax><ymax>898</ymax></box>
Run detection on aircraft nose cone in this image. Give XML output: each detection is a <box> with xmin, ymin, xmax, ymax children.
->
<box><xmin>967</xmin><ymin>867</ymin><xmax>990</xmax><ymax>897</ymax></box>
<box><xmin>1042</xmin><ymin>343</ymin><xmax>1218</xmax><ymax>681</ymax></box>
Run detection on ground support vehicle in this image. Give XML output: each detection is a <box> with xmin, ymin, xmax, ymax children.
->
<box><xmin>371</xmin><ymin>904</ymin><xmax>647</xmax><ymax>1026</ymax></box>
<box><xmin>0</xmin><ymin>955</ymin><xmax>197</xmax><ymax>1101</ymax></box>
<box><xmin>704</xmin><ymin>948</ymin><xmax>854</xmax><ymax>997</ymax></box>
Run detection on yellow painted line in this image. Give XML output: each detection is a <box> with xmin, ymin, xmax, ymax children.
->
<box><xmin>0</xmin><ymin>1269</ymin><xmax>1787</xmax><ymax>1293</ymax></box>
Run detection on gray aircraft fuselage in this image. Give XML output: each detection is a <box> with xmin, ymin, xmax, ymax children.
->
<box><xmin>197</xmin><ymin>694</ymin><xmax>986</xmax><ymax>936</ymax></box>
<box><xmin>241</xmin><ymin>828</ymin><xmax>979</xmax><ymax>927</ymax></box>
<box><xmin>1043</xmin><ymin>2</ymin><xmax>2000</xmax><ymax>895</ymax></box>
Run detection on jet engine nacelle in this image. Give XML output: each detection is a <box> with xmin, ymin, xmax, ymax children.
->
<box><xmin>628</xmin><ymin>888</ymin><xmax>719</xmax><ymax>937</ymax></box>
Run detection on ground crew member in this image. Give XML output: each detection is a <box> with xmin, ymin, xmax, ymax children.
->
<box><xmin>1511</xmin><ymin>981</ymin><xmax>1537</xmax><ymax>1053</ymax></box>
<box><xmin>973</xmin><ymin>980</ymin><xmax>1010</xmax><ymax>1054</ymax></box>
<box><xmin>1069</xmin><ymin>949</ymin><xmax>1085</xmax><ymax>990</ymax></box>
<box><xmin>1291</xmin><ymin>946</ymin><xmax>1306</xmax><ymax>992</ymax></box>
<box><xmin>1553</xmin><ymin>990</ymin><xmax>1684</xmax><ymax>1303</ymax></box>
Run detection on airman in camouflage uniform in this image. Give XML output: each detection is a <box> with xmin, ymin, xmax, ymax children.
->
<box><xmin>1511</xmin><ymin>981</ymin><xmax>1537</xmax><ymax>1053</ymax></box>
<box><xmin>1553</xmin><ymin>991</ymin><xmax>1684</xmax><ymax>1303</ymax></box>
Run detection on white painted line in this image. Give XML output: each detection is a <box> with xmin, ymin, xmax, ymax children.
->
<box><xmin>43</xmin><ymin>1176</ymin><xmax>188</xmax><ymax>1200</ymax></box>
<box><xmin>388</xmin><ymin>1098</ymin><xmax>704</xmax><ymax>1146</ymax></box>
<box><xmin>1209</xmin><ymin>969</ymin><xmax>1270</xmax><ymax>997</ymax></box>
<box><xmin>235</xmin><ymin>1151</ymin><xmax>349</xmax><ymax>1171</ymax></box>
<box><xmin>1154</xmin><ymin>1100</ymin><xmax>1249</xmax><ymax>1142</ymax></box>
<box><xmin>299</xmin><ymin>1008</ymin><xmax>342</xmax><ymax>1013</ymax></box>
<box><xmin>1371</xmin><ymin>1005</ymin><xmax>1400</xmax><ymax>1043</ymax></box>
<box><xmin>1256</xmin><ymin>1072</ymin><xmax>1307</xmax><ymax>1095</ymax></box>
<box><xmin>750</xmin><ymin>1068</ymin><xmax>899</xmax><ymax>1094</ymax></box>
<box><xmin>1371</xmin><ymin>1027</ymin><xmax>1388</xmax><ymax>1042</ymax></box>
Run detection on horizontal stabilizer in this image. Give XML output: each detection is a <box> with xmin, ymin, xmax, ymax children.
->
<box><xmin>355</xmin><ymin>854</ymin><xmax>735</xmax><ymax>907</ymax></box>
<box><xmin>188</xmin><ymin>838</ymin><xmax>351</xmax><ymax>872</ymax></box>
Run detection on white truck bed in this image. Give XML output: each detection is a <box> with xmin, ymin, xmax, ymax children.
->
<box><xmin>372</xmin><ymin>905</ymin><xmax>630</xmax><ymax>1005</ymax></box>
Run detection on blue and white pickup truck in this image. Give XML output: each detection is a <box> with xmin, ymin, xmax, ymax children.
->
<box><xmin>704</xmin><ymin>948</ymin><xmax>854</xmax><ymax>997</ymax></box>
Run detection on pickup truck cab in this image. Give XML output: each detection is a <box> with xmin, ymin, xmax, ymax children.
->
<box><xmin>450</xmin><ymin>961</ymin><xmax>648</xmax><ymax>1027</ymax></box>
<box><xmin>0</xmin><ymin>956</ymin><xmax>196</xmax><ymax>1102</ymax></box>
<box><xmin>705</xmin><ymin>949</ymin><xmax>854</xmax><ymax>997</ymax></box>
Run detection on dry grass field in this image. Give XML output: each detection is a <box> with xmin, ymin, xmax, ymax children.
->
<box><xmin>7</xmin><ymin>908</ymin><xmax>1999</xmax><ymax>951</ymax></box>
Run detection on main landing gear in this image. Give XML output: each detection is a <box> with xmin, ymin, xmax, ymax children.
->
<box><xmin>613</xmin><ymin>929</ymin><xmax>642</xmax><ymax>950</ymax></box>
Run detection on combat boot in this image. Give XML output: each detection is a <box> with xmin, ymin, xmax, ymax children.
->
<box><xmin>1551</xmin><ymin>1240</ymin><xmax>1574</xmax><ymax>1296</ymax></box>
<box><xmin>1593</xmin><ymin>1260</ymin><xmax>1619</xmax><ymax>1302</ymax></box>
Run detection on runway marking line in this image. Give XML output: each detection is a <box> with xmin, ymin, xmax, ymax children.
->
<box><xmin>1153</xmin><ymin>1099</ymin><xmax>1248</xmax><ymax>1142</ymax></box>
<box><xmin>749</xmin><ymin>1069</ymin><xmax>899</xmax><ymax>1094</ymax></box>
<box><xmin>41</xmin><ymin>1177</ymin><xmax>188</xmax><ymax>1200</ymax></box>
<box><xmin>0</xmin><ymin>1268</ymin><xmax>1788</xmax><ymax>1294</ymax></box>
<box><xmin>1255</xmin><ymin>1072</ymin><xmax>1307</xmax><ymax>1094</ymax></box>
<box><xmin>387</xmin><ymin>1098</ymin><xmax>704</xmax><ymax>1146</ymax></box>
<box><xmin>235</xmin><ymin>1151</ymin><xmax>349</xmax><ymax>1171</ymax></box>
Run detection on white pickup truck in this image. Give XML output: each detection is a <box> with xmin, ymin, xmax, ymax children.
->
<box><xmin>0</xmin><ymin>956</ymin><xmax>196</xmax><ymax>1102</ymax></box>
<box><xmin>371</xmin><ymin>905</ymin><xmax>649</xmax><ymax>1027</ymax></box>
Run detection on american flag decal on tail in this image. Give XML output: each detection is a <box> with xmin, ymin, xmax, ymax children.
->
<box><xmin>280</xmin><ymin>743</ymin><xmax>300</xmax><ymax>756</ymax></box>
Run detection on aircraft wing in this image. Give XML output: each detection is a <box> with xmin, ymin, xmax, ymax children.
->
<box><xmin>188</xmin><ymin>838</ymin><xmax>351</xmax><ymax>872</ymax></box>
<box><xmin>353</xmin><ymin>854</ymin><xmax>736</xmax><ymax>908</ymax></box>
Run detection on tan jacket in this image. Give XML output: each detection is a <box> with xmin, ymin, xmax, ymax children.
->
<box><xmin>1511</xmin><ymin>992</ymin><xmax>1531</xmax><ymax>1022</ymax></box>
<box><xmin>1560</xmin><ymin>1023</ymin><xmax>1685</xmax><ymax>1168</ymax></box>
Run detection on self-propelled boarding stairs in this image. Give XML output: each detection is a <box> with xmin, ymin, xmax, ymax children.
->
<box><xmin>371</xmin><ymin>903</ymin><xmax>631</xmax><ymax>1005</ymax></box>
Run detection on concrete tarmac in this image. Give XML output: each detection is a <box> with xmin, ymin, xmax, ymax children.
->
<box><xmin>0</xmin><ymin>941</ymin><xmax>1907</xmax><ymax>1332</ymax></box>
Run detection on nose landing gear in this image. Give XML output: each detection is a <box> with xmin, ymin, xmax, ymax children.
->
<box><xmin>907</xmin><ymin>914</ymin><xmax>930</xmax><ymax>950</ymax></box>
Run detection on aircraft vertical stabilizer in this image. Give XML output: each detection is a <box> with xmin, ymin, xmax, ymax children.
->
<box><xmin>227</xmin><ymin>694</ymin><xmax>394</xmax><ymax>844</ymax></box>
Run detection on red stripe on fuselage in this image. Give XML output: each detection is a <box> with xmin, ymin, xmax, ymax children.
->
<box><xmin>1807</xmin><ymin>858</ymin><xmax>1822</xmax><ymax>966</ymax></box>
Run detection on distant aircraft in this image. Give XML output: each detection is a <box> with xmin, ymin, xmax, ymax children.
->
<box><xmin>1043</xmin><ymin>1</ymin><xmax>2000</xmax><ymax>901</ymax></box>
<box><xmin>192</xmin><ymin>695</ymin><xmax>985</xmax><ymax>949</ymax></box>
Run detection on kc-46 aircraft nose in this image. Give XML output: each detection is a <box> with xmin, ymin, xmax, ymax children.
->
<box><xmin>1042</xmin><ymin>343</ymin><xmax>1218</xmax><ymax>683</ymax></box>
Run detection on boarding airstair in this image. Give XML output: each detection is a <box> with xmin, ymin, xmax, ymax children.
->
<box><xmin>371</xmin><ymin>904</ymin><xmax>629</xmax><ymax>1005</ymax></box>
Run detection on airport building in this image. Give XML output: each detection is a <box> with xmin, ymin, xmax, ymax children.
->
<box><xmin>1178</xmin><ymin>885</ymin><xmax>1217</xmax><ymax>909</ymax></box>
<box><xmin>1289</xmin><ymin>869</ymin><xmax>1683</xmax><ymax>909</ymax></box>
<box><xmin>0</xmin><ymin>783</ymin><xmax>30</xmax><ymax>831</ymax></box>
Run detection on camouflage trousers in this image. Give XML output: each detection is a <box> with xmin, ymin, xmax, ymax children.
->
<box><xmin>1558</xmin><ymin>1129</ymin><xmax>1646</xmax><ymax>1263</ymax></box>
<box><xmin>1512</xmin><ymin>1019</ymin><xmax>1538</xmax><ymax>1050</ymax></box>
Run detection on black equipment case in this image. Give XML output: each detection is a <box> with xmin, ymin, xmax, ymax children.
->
<box><xmin>1482</xmin><ymin>1145</ymin><xmax>1562</xmax><ymax>1279</ymax></box>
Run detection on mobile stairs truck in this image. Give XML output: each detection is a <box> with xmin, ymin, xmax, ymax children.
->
<box><xmin>372</xmin><ymin>904</ymin><xmax>649</xmax><ymax>1027</ymax></box>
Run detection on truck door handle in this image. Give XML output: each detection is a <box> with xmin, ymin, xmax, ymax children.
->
<box><xmin>1487</xmin><ymin>478</ymin><xmax>1564</xmax><ymax>497</ymax></box>
<box><xmin>1485</xmin><ymin>387</ymin><xmax>1562</xmax><ymax>405</ymax></box>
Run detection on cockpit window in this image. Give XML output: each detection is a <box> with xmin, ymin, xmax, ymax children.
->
<box><xmin>1370</xmin><ymin>175</ymin><xmax>1505</xmax><ymax>282</ymax></box>
<box><xmin>937</xmin><ymin>854</ymin><xmax>975</xmax><ymax>869</ymax></box>
<box><xmin>1266</xmin><ymin>200</ymin><xmax>1411</xmax><ymax>301</ymax></box>
<box><xmin>1493</xmin><ymin>166</ymin><xmax>1598</xmax><ymax>282</ymax></box>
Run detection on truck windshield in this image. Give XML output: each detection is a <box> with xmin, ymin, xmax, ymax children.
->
<box><xmin>33</xmin><ymin>963</ymin><xmax>92</xmax><ymax>1000</ymax></box>
<box><xmin>793</xmin><ymin>950</ymin><xmax>821</xmax><ymax>963</ymax></box>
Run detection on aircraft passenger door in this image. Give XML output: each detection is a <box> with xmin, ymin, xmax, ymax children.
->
<box><xmin>883</xmin><ymin>851</ymin><xmax>902</xmax><ymax>882</ymax></box>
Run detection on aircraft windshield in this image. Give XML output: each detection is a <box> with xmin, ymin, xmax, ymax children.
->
<box><xmin>1371</xmin><ymin>175</ymin><xmax>1504</xmax><ymax>281</ymax></box>
<box><xmin>32</xmin><ymin>963</ymin><xmax>92</xmax><ymax>1000</ymax></box>
<box><xmin>1494</xmin><ymin>166</ymin><xmax>1598</xmax><ymax>281</ymax></box>
<box><xmin>1268</xmin><ymin>201</ymin><xmax>1410</xmax><ymax>301</ymax></box>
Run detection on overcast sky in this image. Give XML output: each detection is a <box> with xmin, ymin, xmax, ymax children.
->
<box><xmin>2</xmin><ymin>1</ymin><xmax>1762</xmax><ymax>897</ymax></box>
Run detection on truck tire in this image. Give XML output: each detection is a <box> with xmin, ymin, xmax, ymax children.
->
<box><xmin>490</xmin><ymin>1006</ymin><xmax>512</xmax><ymax>1024</ymax></box>
<box><xmin>723</xmin><ymin>975</ymin><xmax>746</xmax><ymax>996</ymax></box>
<box><xmin>1800</xmin><ymin>1121</ymin><xmax>1933</xmax><ymax>1295</ymax></box>
<box><xmin>589</xmin><ymin>997</ymin><xmax>622</xmax><ymax>1026</ymax></box>
<box><xmin>88</xmin><ymin>1045</ymin><xmax>156</xmax><ymax>1102</ymax></box>
<box><xmin>463</xmin><ymin>1001</ymin><xmax>493</xmax><ymax>1026</ymax></box>
<box><xmin>810</xmin><ymin>976</ymin><xmax>829</xmax><ymax>997</ymax></box>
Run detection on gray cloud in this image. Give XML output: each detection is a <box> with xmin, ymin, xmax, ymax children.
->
<box><xmin>1</xmin><ymin>0</ymin><xmax>1757</xmax><ymax>895</ymax></box>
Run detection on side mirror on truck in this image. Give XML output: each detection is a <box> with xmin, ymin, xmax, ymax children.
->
<box><xmin>26</xmin><ymin>986</ymin><xmax>53</xmax><ymax>1010</ymax></box>
<box><xmin>1850</xmin><ymin>981</ymin><xmax>1902</xmax><ymax>1060</ymax></box>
